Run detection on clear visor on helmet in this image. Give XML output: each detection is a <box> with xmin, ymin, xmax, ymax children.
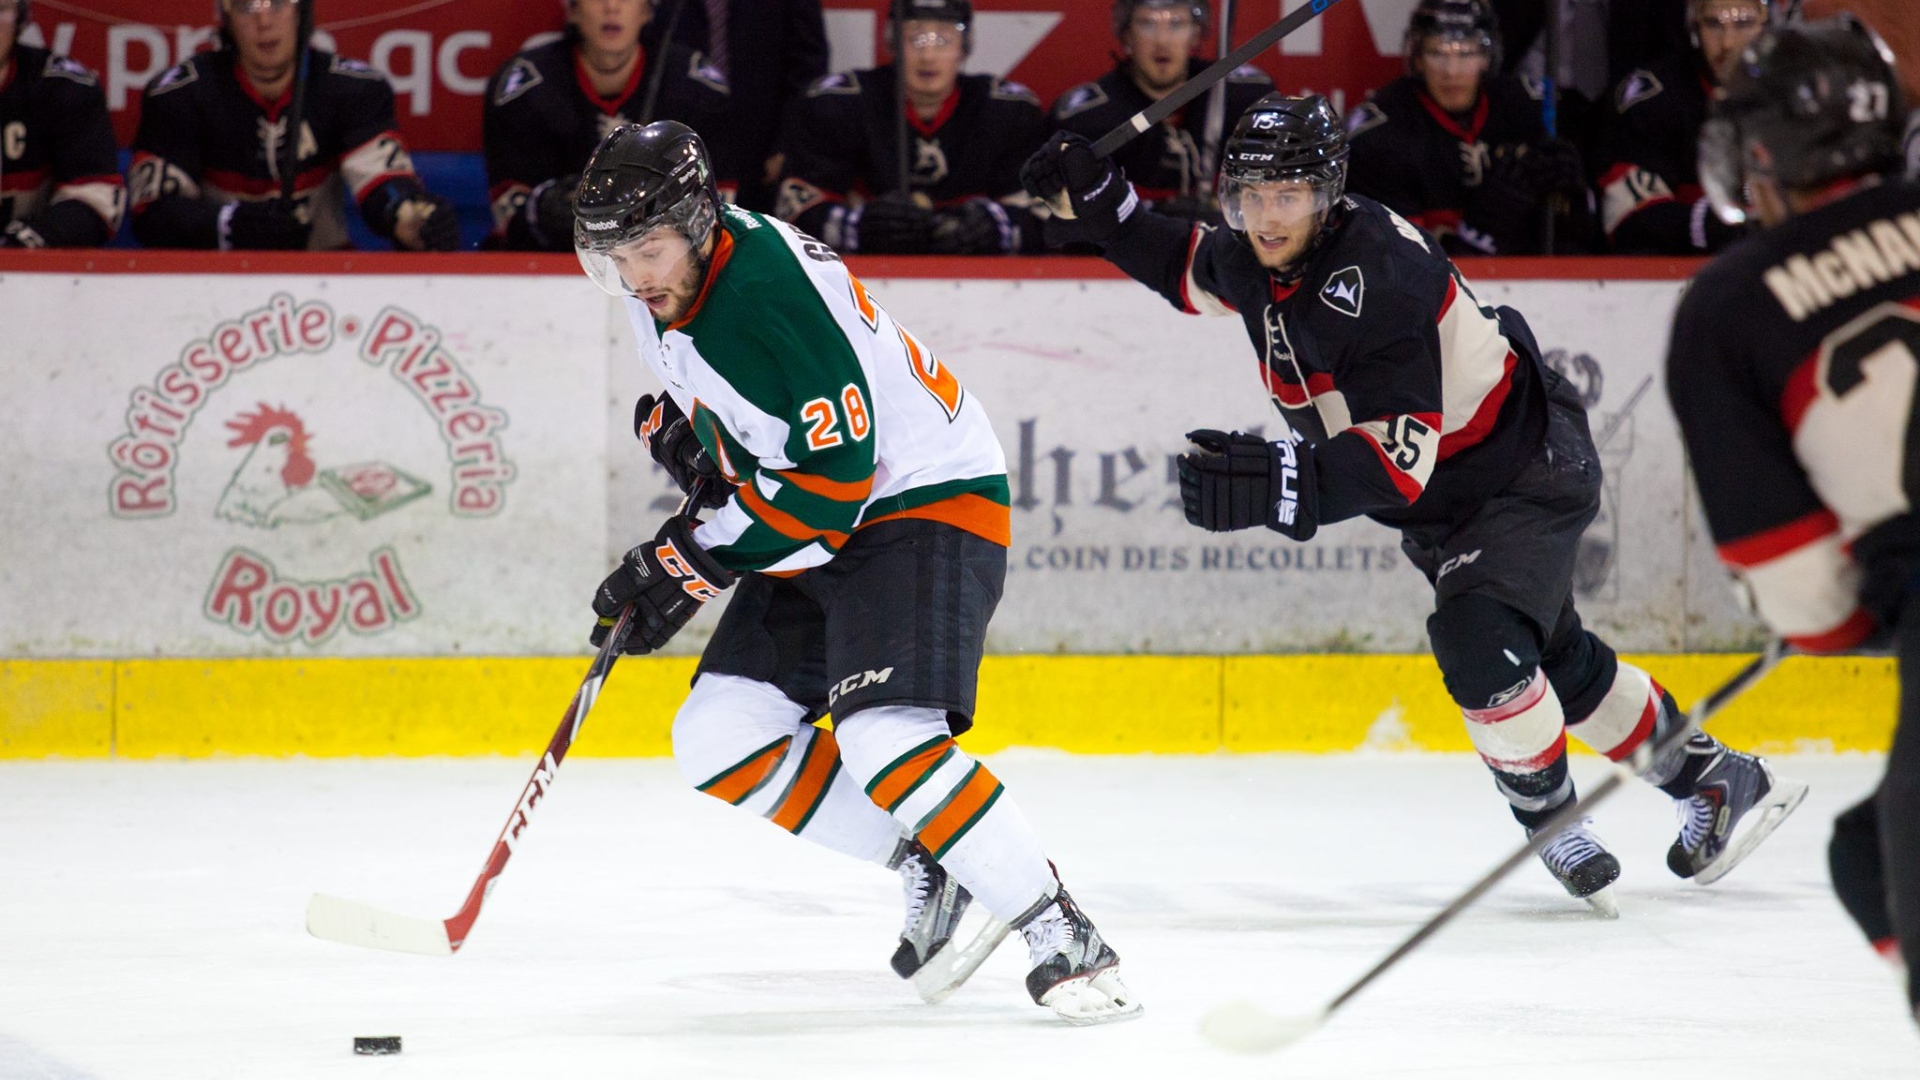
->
<box><xmin>575</xmin><ymin>191</ymin><xmax>716</xmax><ymax>299</ymax></box>
<box><xmin>1697</xmin><ymin>115</ymin><xmax>1752</xmax><ymax>226</ymax></box>
<box><xmin>1218</xmin><ymin>173</ymin><xmax>1337</xmax><ymax>234</ymax></box>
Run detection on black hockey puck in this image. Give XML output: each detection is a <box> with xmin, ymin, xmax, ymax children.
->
<box><xmin>353</xmin><ymin>1036</ymin><xmax>402</xmax><ymax>1055</ymax></box>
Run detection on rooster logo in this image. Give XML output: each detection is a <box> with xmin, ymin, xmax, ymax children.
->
<box><xmin>217</xmin><ymin>404</ymin><xmax>429</xmax><ymax>528</ymax></box>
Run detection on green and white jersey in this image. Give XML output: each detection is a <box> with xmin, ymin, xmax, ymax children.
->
<box><xmin>624</xmin><ymin>207</ymin><xmax>1010</xmax><ymax>574</ymax></box>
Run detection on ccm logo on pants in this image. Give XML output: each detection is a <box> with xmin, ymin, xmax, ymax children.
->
<box><xmin>829</xmin><ymin>667</ymin><xmax>895</xmax><ymax>706</ymax></box>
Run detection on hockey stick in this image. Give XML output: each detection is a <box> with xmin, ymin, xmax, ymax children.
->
<box><xmin>892</xmin><ymin>0</ymin><xmax>912</xmax><ymax>198</ymax></box>
<box><xmin>1050</xmin><ymin>0</ymin><xmax>1349</xmax><ymax>218</ymax></box>
<box><xmin>306</xmin><ymin>477</ymin><xmax>715</xmax><ymax>956</ymax></box>
<box><xmin>1196</xmin><ymin>0</ymin><xmax>1236</xmax><ymax>192</ymax></box>
<box><xmin>279</xmin><ymin>0</ymin><xmax>315</xmax><ymax>203</ymax></box>
<box><xmin>636</xmin><ymin>0</ymin><xmax>692</xmax><ymax>124</ymax></box>
<box><xmin>1200</xmin><ymin>639</ymin><xmax>1788</xmax><ymax>1054</ymax></box>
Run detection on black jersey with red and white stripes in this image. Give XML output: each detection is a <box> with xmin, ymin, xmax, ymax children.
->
<box><xmin>1103</xmin><ymin>193</ymin><xmax>1549</xmax><ymax>530</ymax></box>
<box><xmin>129</xmin><ymin>48</ymin><xmax>426</xmax><ymax>251</ymax></box>
<box><xmin>1667</xmin><ymin>179</ymin><xmax>1920</xmax><ymax>653</ymax></box>
<box><xmin>0</xmin><ymin>44</ymin><xmax>124</xmax><ymax>247</ymax></box>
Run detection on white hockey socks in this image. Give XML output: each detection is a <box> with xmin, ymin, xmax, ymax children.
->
<box><xmin>674</xmin><ymin>674</ymin><xmax>901</xmax><ymax>864</ymax></box>
<box><xmin>837</xmin><ymin>705</ymin><xmax>1058</xmax><ymax>922</ymax></box>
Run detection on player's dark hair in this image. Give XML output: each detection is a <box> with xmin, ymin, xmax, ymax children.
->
<box><xmin>1701</xmin><ymin>13</ymin><xmax>1904</xmax><ymax>219</ymax></box>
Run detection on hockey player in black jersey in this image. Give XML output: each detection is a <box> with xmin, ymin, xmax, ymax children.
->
<box><xmin>482</xmin><ymin>0</ymin><xmax>731</xmax><ymax>251</ymax></box>
<box><xmin>1596</xmin><ymin>0</ymin><xmax>1768</xmax><ymax>254</ymax></box>
<box><xmin>774</xmin><ymin>0</ymin><xmax>1048</xmax><ymax>255</ymax></box>
<box><xmin>0</xmin><ymin>0</ymin><xmax>124</xmax><ymax>247</ymax></box>
<box><xmin>1024</xmin><ymin>93</ymin><xmax>1807</xmax><ymax>912</ymax></box>
<box><xmin>1345</xmin><ymin>0</ymin><xmax>1589</xmax><ymax>256</ymax></box>
<box><xmin>1048</xmin><ymin>0</ymin><xmax>1270</xmax><ymax>224</ymax></box>
<box><xmin>1666</xmin><ymin>16</ymin><xmax>1920</xmax><ymax>1023</ymax></box>
<box><xmin>130</xmin><ymin>0</ymin><xmax>457</xmax><ymax>252</ymax></box>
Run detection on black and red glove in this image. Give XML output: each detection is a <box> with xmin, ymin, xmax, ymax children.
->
<box><xmin>591</xmin><ymin>515</ymin><xmax>736</xmax><ymax>655</ymax></box>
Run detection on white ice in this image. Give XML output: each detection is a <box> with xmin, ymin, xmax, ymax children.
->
<box><xmin>1</xmin><ymin>753</ymin><xmax>1911</xmax><ymax>1079</ymax></box>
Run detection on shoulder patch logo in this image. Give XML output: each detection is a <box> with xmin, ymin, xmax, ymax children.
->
<box><xmin>1228</xmin><ymin>63</ymin><xmax>1270</xmax><ymax>84</ymax></box>
<box><xmin>992</xmin><ymin>78</ymin><xmax>1040</xmax><ymax>107</ymax></box>
<box><xmin>493</xmin><ymin>57</ymin><xmax>543</xmax><ymax>106</ymax></box>
<box><xmin>148</xmin><ymin>61</ymin><xmax>199</xmax><ymax>97</ymax></box>
<box><xmin>43</xmin><ymin>55</ymin><xmax>101</xmax><ymax>87</ymax></box>
<box><xmin>1519</xmin><ymin>74</ymin><xmax>1545</xmax><ymax>101</ymax></box>
<box><xmin>1054</xmin><ymin>82</ymin><xmax>1107</xmax><ymax>121</ymax></box>
<box><xmin>807</xmin><ymin>71</ymin><xmax>861</xmax><ymax>97</ymax></box>
<box><xmin>1319</xmin><ymin>266</ymin><xmax>1364</xmax><ymax>318</ymax></box>
<box><xmin>1615</xmin><ymin>70</ymin><xmax>1663</xmax><ymax>113</ymax></box>
<box><xmin>1343</xmin><ymin>101</ymin><xmax>1387</xmax><ymax>138</ymax></box>
<box><xmin>688</xmin><ymin>52</ymin><xmax>731</xmax><ymax>94</ymax></box>
<box><xmin>329</xmin><ymin>55</ymin><xmax>385</xmax><ymax>81</ymax></box>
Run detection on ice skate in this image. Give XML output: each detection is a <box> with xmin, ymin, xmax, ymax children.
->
<box><xmin>1015</xmin><ymin>882</ymin><xmax>1143</xmax><ymax>1025</ymax></box>
<box><xmin>888</xmin><ymin>840</ymin><xmax>1009</xmax><ymax>1004</ymax></box>
<box><xmin>1668</xmin><ymin>750</ymin><xmax>1808</xmax><ymax>885</ymax></box>
<box><xmin>1530</xmin><ymin>817</ymin><xmax>1621</xmax><ymax>918</ymax></box>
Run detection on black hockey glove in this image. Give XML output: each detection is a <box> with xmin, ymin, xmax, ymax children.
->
<box><xmin>529</xmin><ymin>174</ymin><xmax>579</xmax><ymax>250</ymax></box>
<box><xmin>223</xmin><ymin>199</ymin><xmax>310</xmax><ymax>251</ymax></box>
<box><xmin>848</xmin><ymin>193</ymin><xmax>935</xmax><ymax>253</ymax></box>
<box><xmin>634</xmin><ymin>393</ymin><xmax>729</xmax><ymax>510</ymax></box>
<box><xmin>396</xmin><ymin>193</ymin><xmax>462</xmax><ymax>251</ymax></box>
<box><xmin>1019</xmin><ymin>131</ymin><xmax>1136</xmax><ymax>248</ymax></box>
<box><xmin>591</xmin><ymin>515</ymin><xmax>736</xmax><ymax>655</ymax></box>
<box><xmin>1178</xmin><ymin>429</ymin><xmax>1319</xmax><ymax>541</ymax></box>
<box><xmin>1516</xmin><ymin>138</ymin><xmax>1588</xmax><ymax>201</ymax></box>
<box><xmin>929</xmin><ymin>197</ymin><xmax>1014</xmax><ymax>254</ymax></box>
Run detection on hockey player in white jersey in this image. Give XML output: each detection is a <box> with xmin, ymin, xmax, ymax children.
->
<box><xmin>573</xmin><ymin>120</ymin><xmax>1141</xmax><ymax>1024</ymax></box>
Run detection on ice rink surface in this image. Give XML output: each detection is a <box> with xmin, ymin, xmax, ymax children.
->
<box><xmin>1</xmin><ymin>752</ymin><xmax>1911</xmax><ymax>1079</ymax></box>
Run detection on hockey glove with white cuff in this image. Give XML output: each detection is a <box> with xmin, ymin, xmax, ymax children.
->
<box><xmin>1019</xmin><ymin>131</ymin><xmax>1137</xmax><ymax>247</ymax></box>
<box><xmin>591</xmin><ymin>516</ymin><xmax>736</xmax><ymax>655</ymax></box>
<box><xmin>1178</xmin><ymin>429</ymin><xmax>1319</xmax><ymax>541</ymax></box>
<box><xmin>634</xmin><ymin>393</ymin><xmax>729</xmax><ymax>510</ymax></box>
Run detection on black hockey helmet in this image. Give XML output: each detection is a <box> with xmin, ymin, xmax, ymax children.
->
<box><xmin>1217</xmin><ymin>94</ymin><xmax>1349</xmax><ymax>264</ymax></box>
<box><xmin>1699</xmin><ymin>14</ymin><xmax>1905</xmax><ymax>225</ymax></box>
<box><xmin>1111</xmin><ymin>0</ymin><xmax>1209</xmax><ymax>40</ymax></box>
<box><xmin>891</xmin><ymin>0</ymin><xmax>972</xmax><ymax>55</ymax></box>
<box><xmin>575</xmin><ymin>121</ymin><xmax>723</xmax><ymax>298</ymax></box>
<box><xmin>1403</xmin><ymin>0</ymin><xmax>1502</xmax><ymax>77</ymax></box>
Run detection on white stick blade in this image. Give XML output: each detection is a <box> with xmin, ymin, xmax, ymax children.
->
<box><xmin>1199</xmin><ymin>999</ymin><xmax>1325</xmax><ymax>1054</ymax></box>
<box><xmin>306</xmin><ymin>893</ymin><xmax>453</xmax><ymax>956</ymax></box>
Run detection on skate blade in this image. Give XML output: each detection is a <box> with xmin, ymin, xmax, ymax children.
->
<box><xmin>1040</xmin><ymin>967</ymin><xmax>1144</xmax><ymax>1026</ymax></box>
<box><xmin>1582</xmin><ymin>885</ymin><xmax>1620</xmax><ymax>920</ymax></box>
<box><xmin>909</xmin><ymin>914</ymin><xmax>1010</xmax><ymax>1005</ymax></box>
<box><xmin>1693</xmin><ymin>777</ymin><xmax>1810</xmax><ymax>886</ymax></box>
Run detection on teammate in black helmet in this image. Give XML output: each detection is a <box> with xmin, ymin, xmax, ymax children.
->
<box><xmin>1665</xmin><ymin>15</ymin><xmax>1920</xmax><ymax>1026</ymax></box>
<box><xmin>772</xmin><ymin>0</ymin><xmax>1048</xmax><ymax>255</ymax></box>
<box><xmin>1344</xmin><ymin>0</ymin><xmax>1592</xmax><ymax>255</ymax></box>
<box><xmin>0</xmin><ymin>0</ymin><xmax>124</xmax><ymax>247</ymax></box>
<box><xmin>482</xmin><ymin>0</ymin><xmax>732</xmax><ymax>252</ymax></box>
<box><xmin>130</xmin><ymin>0</ymin><xmax>459</xmax><ymax>251</ymax></box>
<box><xmin>1046</xmin><ymin>0</ymin><xmax>1270</xmax><ymax>224</ymax></box>
<box><xmin>1025</xmin><ymin>92</ymin><xmax>1807</xmax><ymax>913</ymax></box>
<box><xmin>1595</xmin><ymin>0</ymin><xmax>1770</xmax><ymax>253</ymax></box>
